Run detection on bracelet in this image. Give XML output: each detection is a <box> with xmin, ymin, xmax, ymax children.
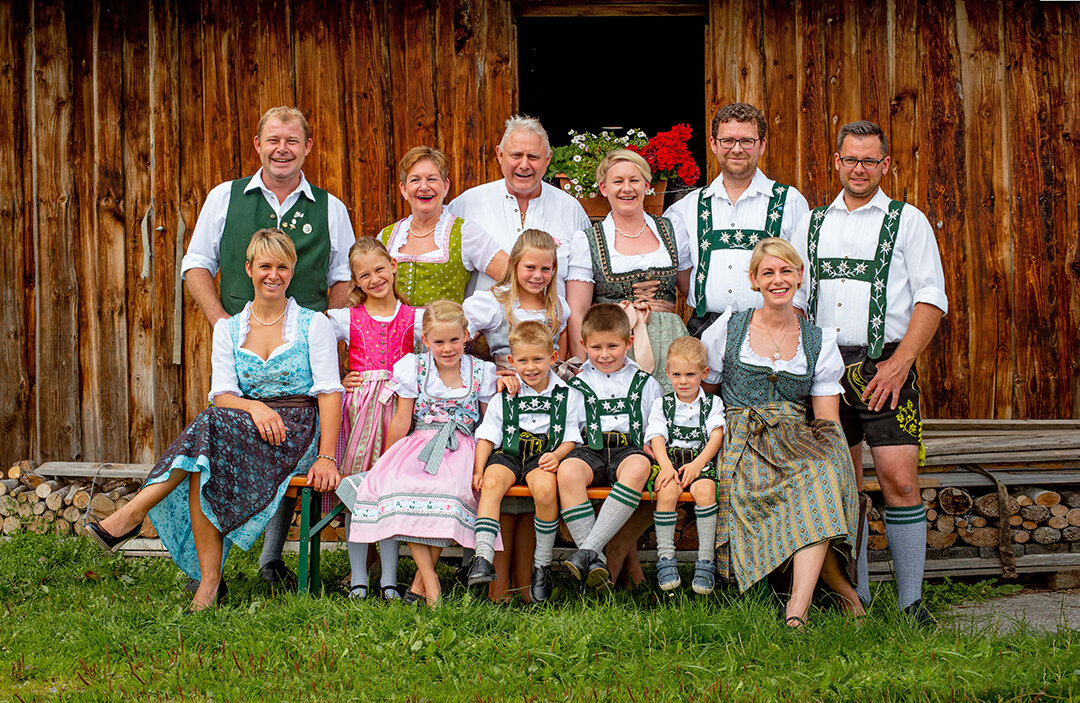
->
<box><xmin>315</xmin><ymin>454</ymin><xmax>338</xmax><ymax>465</ymax></box>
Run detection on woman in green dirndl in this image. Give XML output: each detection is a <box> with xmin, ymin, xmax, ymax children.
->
<box><xmin>566</xmin><ymin>149</ymin><xmax>689</xmax><ymax>393</ymax></box>
<box><xmin>702</xmin><ymin>237</ymin><xmax>864</xmax><ymax>627</ymax></box>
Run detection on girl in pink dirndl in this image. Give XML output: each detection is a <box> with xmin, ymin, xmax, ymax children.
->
<box><xmin>337</xmin><ymin>300</ymin><xmax>504</xmax><ymax>606</ymax></box>
<box><xmin>326</xmin><ymin>238</ymin><xmax>422</xmax><ymax>600</ymax></box>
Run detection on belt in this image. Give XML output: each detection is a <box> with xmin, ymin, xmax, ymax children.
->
<box><xmin>249</xmin><ymin>394</ymin><xmax>318</xmax><ymax>409</ymax></box>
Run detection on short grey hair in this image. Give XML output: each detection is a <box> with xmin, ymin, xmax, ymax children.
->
<box><xmin>836</xmin><ymin>120</ymin><xmax>888</xmax><ymax>155</ymax></box>
<box><xmin>500</xmin><ymin>114</ymin><xmax>551</xmax><ymax>154</ymax></box>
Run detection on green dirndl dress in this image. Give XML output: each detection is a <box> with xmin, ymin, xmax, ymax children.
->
<box><xmin>715</xmin><ymin>309</ymin><xmax>859</xmax><ymax>592</ymax></box>
<box><xmin>580</xmin><ymin>216</ymin><xmax>688</xmax><ymax>394</ymax></box>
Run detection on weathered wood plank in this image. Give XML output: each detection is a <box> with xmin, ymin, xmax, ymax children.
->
<box><xmin>795</xmin><ymin>0</ymin><xmax>831</xmax><ymax>207</ymax></box>
<box><xmin>480</xmin><ymin>0</ymin><xmax>517</xmax><ymax>183</ymax></box>
<box><xmin>234</xmin><ymin>0</ymin><xmax>293</xmax><ymax>175</ymax></box>
<box><xmin>34</xmin><ymin>0</ymin><xmax>81</xmax><ymax>461</ymax></box>
<box><xmin>855</xmin><ymin>0</ymin><xmax>890</xmax><ymax>128</ymax></box>
<box><xmin>917</xmin><ymin>0</ymin><xmax>969</xmax><ymax>419</ymax></box>
<box><xmin>761</xmin><ymin>0</ymin><xmax>799</xmax><ymax>188</ymax></box>
<box><xmin>821</xmin><ymin>0</ymin><xmax>860</xmax><ymax>130</ymax></box>
<box><xmin>956</xmin><ymin>0</ymin><xmax>1013</xmax><ymax>419</ymax></box>
<box><xmin>387</xmin><ymin>0</ymin><xmax>437</xmax><ymax>193</ymax></box>
<box><xmin>0</xmin><ymin>0</ymin><xmax>30</xmax><ymax>467</ymax></box>
<box><xmin>886</xmin><ymin>0</ymin><xmax>920</xmax><ymax>206</ymax></box>
<box><xmin>149</xmin><ymin>0</ymin><xmax>184</xmax><ymax>454</ymax></box>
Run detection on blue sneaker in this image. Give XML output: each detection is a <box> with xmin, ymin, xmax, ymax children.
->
<box><xmin>692</xmin><ymin>560</ymin><xmax>716</xmax><ymax>595</ymax></box>
<box><xmin>657</xmin><ymin>557</ymin><xmax>681</xmax><ymax>591</ymax></box>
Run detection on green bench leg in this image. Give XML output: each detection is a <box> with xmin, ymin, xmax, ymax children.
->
<box><xmin>309</xmin><ymin>493</ymin><xmax>322</xmax><ymax>594</ymax></box>
<box><xmin>298</xmin><ymin>487</ymin><xmax>312</xmax><ymax>595</ymax></box>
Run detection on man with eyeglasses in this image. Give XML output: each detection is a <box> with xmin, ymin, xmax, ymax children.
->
<box><xmin>791</xmin><ymin>120</ymin><xmax>948</xmax><ymax>626</ymax></box>
<box><xmin>665</xmin><ymin>102</ymin><xmax>810</xmax><ymax>340</ymax></box>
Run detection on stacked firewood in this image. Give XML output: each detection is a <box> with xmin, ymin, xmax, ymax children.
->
<box><xmin>867</xmin><ymin>486</ymin><xmax>1080</xmax><ymax>554</ymax></box>
<box><xmin>0</xmin><ymin>461</ymin><xmax>154</xmax><ymax>538</ymax></box>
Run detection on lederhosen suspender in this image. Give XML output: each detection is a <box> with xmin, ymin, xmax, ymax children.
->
<box><xmin>693</xmin><ymin>183</ymin><xmax>790</xmax><ymax>316</ymax></box>
<box><xmin>569</xmin><ymin>371</ymin><xmax>651</xmax><ymax>450</ymax></box>
<box><xmin>501</xmin><ymin>386</ymin><xmax>569</xmax><ymax>457</ymax></box>
<box><xmin>805</xmin><ymin>199</ymin><xmax>904</xmax><ymax>359</ymax></box>
<box><xmin>663</xmin><ymin>392</ymin><xmax>715</xmax><ymax>467</ymax></box>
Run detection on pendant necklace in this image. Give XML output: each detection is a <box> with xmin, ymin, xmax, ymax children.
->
<box><xmin>251</xmin><ymin>307</ymin><xmax>287</xmax><ymax>326</ymax></box>
<box><xmin>762</xmin><ymin>313</ymin><xmax>795</xmax><ymax>361</ymax></box>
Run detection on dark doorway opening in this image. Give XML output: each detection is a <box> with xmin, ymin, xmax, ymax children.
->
<box><xmin>517</xmin><ymin>15</ymin><xmax>708</xmax><ymax>200</ymax></box>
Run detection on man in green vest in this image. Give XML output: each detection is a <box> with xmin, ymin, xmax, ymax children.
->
<box><xmin>791</xmin><ymin>120</ymin><xmax>948</xmax><ymax>625</ymax></box>
<box><xmin>181</xmin><ymin>106</ymin><xmax>355</xmax><ymax>587</ymax></box>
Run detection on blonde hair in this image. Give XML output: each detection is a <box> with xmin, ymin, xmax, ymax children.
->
<box><xmin>422</xmin><ymin>299</ymin><xmax>468</xmax><ymax>336</ymax></box>
<box><xmin>345</xmin><ymin>237</ymin><xmax>405</xmax><ymax>308</ymax></box>
<box><xmin>508</xmin><ymin>320</ymin><xmax>555</xmax><ymax>354</ymax></box>
<box><xmin>748</xmin><ymin>238</ymin><xmax>803</xmax><ymax>291</ymax></box>
<box><xmin>666</xmin><ymin>336</ymin><xmax>708</xmax><ymax>371</ymax></box>
<box><xmin>596</xmin><ymin>148</ymin><xmax>652</xmax><ymax>185</ymax></box>
<box><xmin>581</xmin><ymin>303</ymin><xmax>631</xmax><ymax>343</ymax></box>
<box><xmin>493</xmin><ymin>229</ymin><xmax>562</xmax><ymax>338</ymax></box>
<box><xmin>398</xmin><ymin>146</ymin><xmax>450</xmax><ymax>183</ymax></box>
<box><xmin>257</xmin><ymin>106</ymin><xmax>311</xmax><ymax>141</ymax></box>
<box><xmin>246</xmin><ymin>228</ymin><xmax>297</xmax><ymax>268</ymax></box>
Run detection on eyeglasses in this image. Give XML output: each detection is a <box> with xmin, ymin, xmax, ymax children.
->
<box><xmin>715</xmin><ymin>137</ymin><xmax>760</xmax><ymax>150</ymax></box>
<box><xmin>838</xmin><ymin>156</ymin><xmax>886</xmax><ymax>169</ymax></box>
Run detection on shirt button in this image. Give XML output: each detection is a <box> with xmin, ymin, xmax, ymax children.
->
<box><xmin>840</xmin><ymin>279</ymin><xmax>845</xmax><ymax>284</ymax></box>
<box><xmin>836</xmin><ymin>328</ymin><xmax>841</xmax><ymax>333</ymax></box>
<box><xmin>728</xmin><ymin>289</ymin><xmax>733</xmax><ymax>293</ymax></box>
<box><xmin>270</xmin><ymin>214</ymin><xmax>276</xmax><ymax>219</ymax></box>
<box><xmin>838</xmin><ymin>303</ymin><xmax>843</xmax><ymax>307</ymax></box>
<box><xmin>727</xmin><ymin>265</ymin><xmax>732</xmax><ymax>270</ymax></box>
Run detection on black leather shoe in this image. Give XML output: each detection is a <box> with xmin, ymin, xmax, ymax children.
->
<box><xmin>465</xmin><ymin>555</ymin><xmax>496</xmax><ymax>587</ymax></box>
<box><xmin>530</xmin><ymin>565</ymin><xmax>553</xmax><ymax>603</ymax></box>
<box><xmin>259</xmin><ymin>559</ymin><xmax>296</xmax><ymax>588</ymax></box>
<box><xmin>86</xmin><ymin>522</ymin><xmax>142</xmax><ymax>553</ymax></box>
<box><xmin>402</xmin><ymin>589</ymin><xmax>423</xmax><ymax>605</ymax></box>
<box><xmin>904</xmin><ymin>599</ymin><xmax>936</xmax><ymax>628</ymax></box>
<box><xmin>562</xmin><ymin>549</ymin><xmax>609</xmax><ymax>588</ymax></box>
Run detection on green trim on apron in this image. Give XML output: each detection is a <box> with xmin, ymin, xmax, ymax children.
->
<box><xmin>582</xmin><ymin>216</ymin><xmax>680</xmax><ymax>304</ymax></box>
<box><xmin>501</xmin><ymin>386</ymin><xmax>569</xmax><ymax>456</ymax></box>
<box><xmin>569</xmin><ymin>370</ymin><xmax>651</xmax><ymax>449</ymax></box>
<box><xmin>805</xmin><ymin>199</ymin><xmax>904</xmax><ymax>359</ymax></box>
<box><xmin>692</xmin><ymin>183</ymin><xmax>790</xmax><ymax>316</ymax></box>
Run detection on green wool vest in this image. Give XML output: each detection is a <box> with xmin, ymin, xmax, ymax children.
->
<box><xmin>219</xmin><ymin>177</ymin><xmax>331</xmax><ymax>315</ymax></box>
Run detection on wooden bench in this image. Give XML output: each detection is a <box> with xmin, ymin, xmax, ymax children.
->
<box><xmin>286</xmin><ymin>478</ymin><xmax>699</xmax><ymax>595</ymax></box>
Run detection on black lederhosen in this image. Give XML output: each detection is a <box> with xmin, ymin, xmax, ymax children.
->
<box><xmin>837</xmin><ymin>342</ymin><xmax>922</xmax><ymax>448</ymax></box>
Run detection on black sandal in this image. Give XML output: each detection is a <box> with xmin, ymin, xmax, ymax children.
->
<box><xmin>380</xmin><ymin>585</ymin><xmax>403</xmax><ymax>601</ymax></box>
<box><xmin>348</xmin><ymin>584</ymin><xmax>369</xmax><ymax>600</ymax></box>
<box><xmin>785</xmin><ymin>615</ymin><xmax>806</xmax><ymax>629</ymax></box>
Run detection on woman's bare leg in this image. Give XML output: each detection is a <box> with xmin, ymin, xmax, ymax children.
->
<box><xmin>98</xmin><ymin>468</ymin><xmax>188</xmax><ymax>536</ymax></box>
<box><xmin>819</xmin><ymin>544</ymin><xmax>866</xmax><ymax>617</ymax></box>
<box><xmin>188</xmin><ymin>472</ymin><xmax>224</xmax><ymax>610</ymax></box>
<box><xmin>786</xmin><ymin>541</ymin><xmax>829</xmax><ymax>625</ymax></box>
<box><xmin>409</xmin><ymin>543</ymin><xmax>443</xmax><ymax>606</ymax></box>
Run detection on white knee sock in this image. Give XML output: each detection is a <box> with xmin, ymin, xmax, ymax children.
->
<box><xmin>695</xmin><ymin>503</ymin><xmax>718</xmax><ymax>563</ymax></box>
<box><xmin>581</xmin><ymin>482</ymin><xmax>641</xmax><ymax>553</ymax></box>
<box><xmin>654</xmin><ymin>511</ymin><xmax>678</xmax><ymax>560</ymax></box>
<box><xmin>884</xmin><ymin>504</ymin><xmax>926</xmax><ymax>609</ymax></box>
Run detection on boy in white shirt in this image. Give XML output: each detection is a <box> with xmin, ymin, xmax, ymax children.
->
<box><xmin>468</xmin><ymin>322</ymin><xmax>586</xmax><ymax>602</ymax></box>
<box><xmin>558</xmin><ymin>304</ymin><xmax>664</xmax><ymax>588</ymax></box>
<box><xmin>645</xmin><ymin>336</ymin><xmax>725</xmax><ymax>594</ymax></box>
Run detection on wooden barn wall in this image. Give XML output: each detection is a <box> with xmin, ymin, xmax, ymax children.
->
<box><xmin>0</xmin><ymin>0</ymin><xmax>1076</xmax><ymax>466</ymax></box>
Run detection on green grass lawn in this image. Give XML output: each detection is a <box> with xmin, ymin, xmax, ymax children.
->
<box><xmin>0</xmin><ymin>532</ymin><xmax>1076</xmax><ymax>702</ymax></box>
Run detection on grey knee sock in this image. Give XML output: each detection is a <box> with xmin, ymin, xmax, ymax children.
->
<box><xmin>654</xmin><ymin>510</ymin><xmax>678</xmax><ymax>560</ymax></box>
<box><xmin>581</xmin><ymin>482</ymin><xmax>641</xmax><ymax>553</ymax></box>
<box><xmin>695</xmin><ymin>503</ymin><xmax>718</xmax><ymax>563</ymax></box>
<box><xmin>474</xmin><ymin>517</ymin><xmax>501</xmax><ymax>563</ymax></box>
<box><xmin>260</xmin><ymin>495</ymin><xmax>296</xmax><ymax>568</ymax></box>
<box><xmin>560</xmin><ymin>500</ymin><xmax>596</xmax><ymax>547</ymax></box>
<box><xmin>533</xmin><ymin>517</ymin><xmax>559</xmax><ymax>567</ymax></box>
<box><xmin>884</xmin><ymin>504</ymin><xmax>926</xmax><ymax>610</ymax></box>
<box><xmin>855</xmin><ymin>514</ymin><xmax>871</xmax><ymax>604</ymax></box>
<box><xmin>378</xmin><ymin>538</ymin><xmax>399</xmax><ymax>589</ymax></box>
<box><xmin>347</xmin><ymin>541</ymin><xmax>369</xmax><ymax>589</ymax></box>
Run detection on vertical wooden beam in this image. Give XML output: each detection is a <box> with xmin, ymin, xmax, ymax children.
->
<box><xmin>887</xmin><ymin>0</ymin><xmax>920</xmax><ymax>205</ymax></box>
<box><xmin>761</xmin><ymin>0</ymin><xmax>799</xmax><ymax>187</ymax></box>
<box><xmin>795</xmin><ymin>0</ymin><xmax>831</xmax><ymax>207</ymax></box>
<box><xmin>917</xmin><ymin>0</ymin><xmax>969</xmax><ymax>419</ymax></box>
<box><xmin>149</xmin><ymin>0</ymin><xmax>184</xmax><ymax>453</ymax></box>
<box><xmin>821</xmin><ymin>0</ymin><xmax>861</xmax><ymax>129</ymax></box>
<box><xmin>855</xmin><ymin>0</ymin><xmax>890</xmax><ymax>128</ymax></box>
<box><xmin>121</xmin><ymin>0</ymin><xmax>154</xmax><ymax>462</ymax></box>
<box><xmin>234</xmin><ymin>0</ymin><xmax>293</xmax><ymax>176</ymax></box>
<box><xmin>481</xmin><ymin>0</ymin><xmax>517</xmax><ymax>183</ymax></box>
<box><xmin>956</xmin><ymin>0</ymin><xmax>1013</xmax><ymax>418</ymax></box>
<box><xmin>0</xmin><ymin>0</ymin><xmax>31</xmax><ymax>466</ymax></box>
<box><xmin>33</xmin><ymin>0</ymin><xmax>82</xmax><ymax>461</ymax></box>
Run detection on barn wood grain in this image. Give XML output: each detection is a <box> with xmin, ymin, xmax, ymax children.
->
<box><xmin>480</xmin><ymin>0</ymin><xmax>516</xmax><ymax>182</ymax></box>
<box><xmin>887</xmin><ymin>0</ymin><xmax>920</xmax><ymax>205</ymax></box>
<box><xmin>761</xmin><ymin>0</ymin><xmax>798</xmax><ymax>187</ymax></box>
<box><xmin>121</xmin><ymin>0</ymin><xmax>154</xmax><ymax>462</ymax></box>
<box><xmin>150</xmin><ymin>0</ymin><xmax>184</xmax><ymax>454</ymax></box>
<box><xmin>34</xmin><ymin>0</ymin><xmax>82</xmax><ymax>461</ymax></box>
<box><xmin>917</xmin><ymin>0</ymin><xmax>969</xmax><ymax>419</ymax></box>
<box><xmin>0</xmin><ymin>0</ymin><xmax>29</xmax><ymax>466</ymax></box>
<box><xmin>956</xmin><ymin>0</ymin><xmax>1013</xmax><ymax>418</ymax></box>
<box><xmin>795</xmin><ymin>0</ymin><xmax>831</xmax><ymax>208</ymax></box>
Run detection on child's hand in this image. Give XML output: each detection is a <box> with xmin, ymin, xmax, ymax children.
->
<box><xmin>655</xmin><ymin>465</ymin><xmax>678</xmax><ymax>490</ymax></box>
<box><xmin>680</xmin><ymin>462</ymin><xmax>703</xmax><ymax>489</ymax></box>
<box><xmin>471</xmin><ymin>466</ymin><xmax>485</xmax><ymax>493</ymax></box>
<box><xmin>537</xmin><ymin>452</ymin><xmax>560</xmax><ymax>472</ymax></box>
<box><xmin>342</xmin><ymin>371</ymin><xmax>362</xmax><ymax>390</ymax></box>
<box><xmin>495</xmin><ymin>372</ymin><xmax>521</xmax><ymax>397</ymax></box>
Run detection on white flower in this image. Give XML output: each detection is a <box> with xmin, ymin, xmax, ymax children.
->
<box><xmin>563</xmin><ymin>183</ymin><xmax>571</xmax><ymax>192</ymax></box>
<box><xmin>573</xmin><ymin>155</ymin><xmax>581</xmax><ymax>162</ymax></box>
<box><xmin>601</xmin><ymin>131</ymin><xmax>609</xmax><ymax>137</ymax></box>
<box><xmin>571</xmin><ymin>178</ymin><xmax>579</xmax><ymax>184</ymax></box>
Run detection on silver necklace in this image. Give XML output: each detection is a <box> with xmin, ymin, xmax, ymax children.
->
<box><xmin>614</xmin><ymin>220</ymin><xmax>648</xmax><ymax>238</ymax></box>
<box><xmin>251</xmin><ymin>307</ymin><xmax>286</xmax><ymax>326</ymax></box>
<box><xmin>761</xmin><ymin>313</ymin><xmax>795</xmax><ymax>361</ymax></box>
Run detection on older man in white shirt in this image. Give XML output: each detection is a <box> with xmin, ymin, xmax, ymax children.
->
<box><xmin>665</xmin><ymin>102</ymin><xmax>809</xmax><ymax>338</ymax></box>
<box><xmin>448</xmin><ymin>115</ymin><xmax>591</xmax><ymax>298</ymax></box>
<box><xmin>792</xmin><ymin>120</ymin><xmax>948</xmax><ymax>626</ymax></box>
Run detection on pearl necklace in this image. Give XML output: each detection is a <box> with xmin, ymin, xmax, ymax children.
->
<box><xmin>251</xmin><ymin>306</ymin><xmax>286</xmax><ymax>326</ymax></box>
<box><xmin>614</xmin><ymin>221</ymin><xmax>648</xmax><ymax>238</ymax></box>
<box><xmin>408</xmin><ymin>223</ymin><xmax>437</xmax><ymax>238</ymax></box>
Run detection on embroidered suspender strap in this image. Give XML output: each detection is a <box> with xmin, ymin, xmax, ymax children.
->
<box><xmin>624</xmin><ymin>370</ymin><xmax>651</xmax><ymax>447</ymax></box>
<box><xmin>692</xmin><ymin>184</ymin><xmax>790</xmax><ymax>315</ymax></box>
<box><xmin>501</xmin><ymin>386</ymin><xmax>569</xmax><ymax>456</ymax></box>
<box><xmin>662</xmin><ymin>393</ymin><xmax>714</xmax><ymax>446</ymax></box>
<box><xmin>568</xmin><ymin>372</ymin><xmax>648</xmax><ymax>448</ymax></box>
<box><xmin>806</xmin><ymin>199</ymin><xmax>904</xmax><ymax>358</ymax></box>
<box><xmin>568</xmin><ymin>377</ymin><xmax>603</xmax><ymax>449</ymax></box>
